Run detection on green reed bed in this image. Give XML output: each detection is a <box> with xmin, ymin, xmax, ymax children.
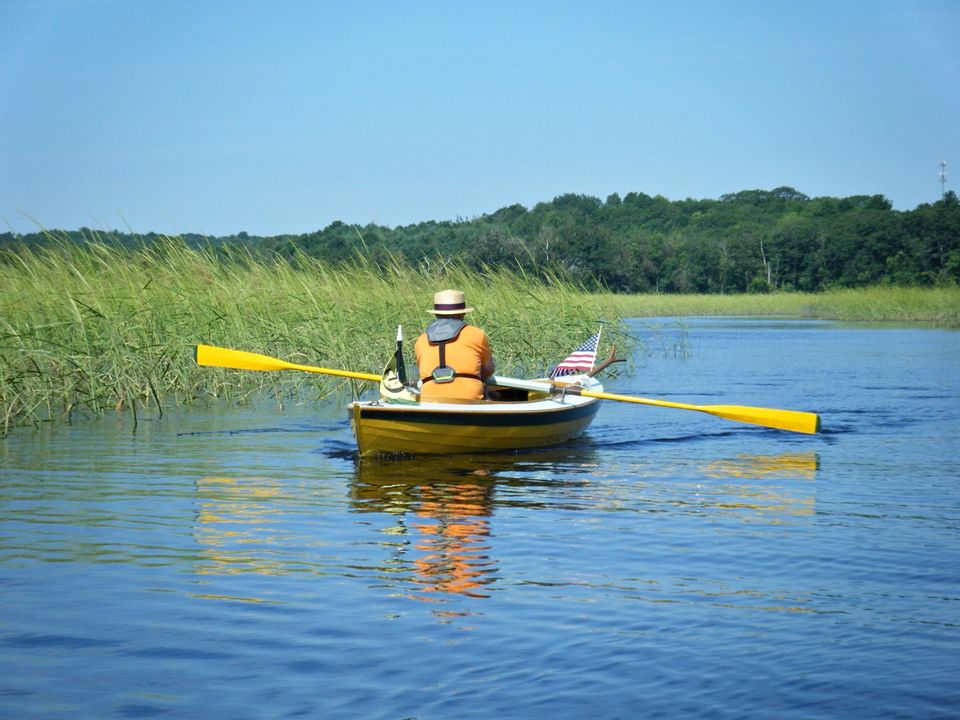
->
<box><xmin>0</xmin><ymin>240</ymin><xmax>626</xmax><ymax>434</ymax></box>
<box><xmin>6</xmin><ymin>238</ymin><xmax>954</xmax><ymax>435</ymax></box>
<box><xmin>599</xmin><ymin>286</ymin><xmax>960</xmax><ymax>327</ymax></box>
<box><xmin>802</xmin><ymin>287</ymin><xmax>960</xmax><ymax>326</ymax></box>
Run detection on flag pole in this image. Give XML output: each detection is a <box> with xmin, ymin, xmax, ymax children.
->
<box><xmin>591</xmin><ymin>324</ymin><xmax>603</xmax><ymax>374</ymax></box>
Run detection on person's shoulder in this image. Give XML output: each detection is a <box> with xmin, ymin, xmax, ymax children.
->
<box><xmin>463</xmin><ymin>324</ymin><xmax>491</xmax><ymax>348</ymax></box>
<box><xmin>463</xmin><ymin>324</ymin><xmax>489</xmax><ymax>338</ymax></box>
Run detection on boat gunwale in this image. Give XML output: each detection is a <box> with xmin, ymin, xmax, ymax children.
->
<box><xmin>349</xmin><ymin>376</ymin><xmax>604</xmax><ymax>417</ymax></box>
<box><xmin>352</xmin><ymin>395</ymin><xmax>601</xmax><ymax>428</ymax></box>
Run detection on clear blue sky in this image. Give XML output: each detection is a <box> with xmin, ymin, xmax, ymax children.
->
<box><xmin>2</xmin><ymin>0</ymin><xmax>958</xmax><ymax>236</ymax></box>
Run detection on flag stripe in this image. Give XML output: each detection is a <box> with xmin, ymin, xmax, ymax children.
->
<box><xmin>550</xmin><ymin>330</ymin><xmax>601</xmax><ymax>378</ymax></box>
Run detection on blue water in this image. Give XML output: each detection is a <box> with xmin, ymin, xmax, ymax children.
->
<box><xmin>2</xmin><ymin>318</ymin><xmax>958</xmax><ymax>718</ymax></box>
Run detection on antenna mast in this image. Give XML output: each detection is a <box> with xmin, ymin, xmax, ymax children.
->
<box><xmin>940</xmin><ymin>160</ymin><xmax>948</xmax><ymax>198</ymax></box>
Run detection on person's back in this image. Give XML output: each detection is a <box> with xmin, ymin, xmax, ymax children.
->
<box><xmin>414</xmin><ymin>290</ymin><xmax>494</xmax><ymax>402</ymax></box>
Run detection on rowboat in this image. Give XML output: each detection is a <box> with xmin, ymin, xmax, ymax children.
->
<box><xmin>348</xmin><ymin>376</ymin><xmax>604</xmax><ymax>457</ymax></box>
<box><xmin>193</xmin><ymin>344</ymin><xmax>822</xmax><ymax>454</ymax></box>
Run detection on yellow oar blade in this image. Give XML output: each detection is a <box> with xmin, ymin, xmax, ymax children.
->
<box><xmin>575</xmin><ymin>387</ymin><xmax>821</xmax><ymax>434</ymax></box>
<box><xmin>699</xmin><ymin>404</ymin><xmax>821</xmax><ymax>435</ymax></box>
<box><xmin>195</xmin><ymin>344</ymin><xmax>381</xmax><ymax>383</ymax></box>
<box><xmin>196</xmin><ymin>344</ymin><xmax>296</xmax><ymax>371</ymax></box>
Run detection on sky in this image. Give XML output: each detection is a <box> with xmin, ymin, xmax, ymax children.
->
<box><xmin>1</xmin><ymin>0</ymin><xmax>958</xmax><ymax>237</ymax></box>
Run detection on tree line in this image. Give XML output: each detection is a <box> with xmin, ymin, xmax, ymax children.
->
<box><xmin>3</xmin><ymin>187</ymin><xmax>958</xmax><ymax>293</ymax></box>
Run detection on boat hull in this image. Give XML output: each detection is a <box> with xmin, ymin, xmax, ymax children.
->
<box><xmin>349</xmin><ymin>381</ymin><xmax>603</xmax><ymax>457</ymax></box>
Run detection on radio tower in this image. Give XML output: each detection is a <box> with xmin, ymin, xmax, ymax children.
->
<box><xmin>940</xmin><ymin>160</ymin><xmax>948</xmax><ymax>198</ymax></box>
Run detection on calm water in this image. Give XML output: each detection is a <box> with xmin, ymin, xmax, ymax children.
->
<box><xmin>1</xmin><ymin>318</ymin><xmax>958</xmax><ymax>719</ymax></box>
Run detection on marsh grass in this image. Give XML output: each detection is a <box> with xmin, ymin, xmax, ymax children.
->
<box><xmin>598</xmin><ymin>287</ymin><xmax>960</xmax><ymax>326</ymax></box>
<box><xmin>800</xmin><ymin>287</ymin><xmax>960</xmax><ymax>325</ymax></box>
<box><xmin>0</xmin><ymin>239</ymin><xmax>626</xmax><ymax>434</ymax></box>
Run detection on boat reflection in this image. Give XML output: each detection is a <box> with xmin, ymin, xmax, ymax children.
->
<box><xmin>350</xmin><ymin>447</ymin><xmax>603</xmax><ymax>601</ymax></box>
<box><xmin>189</xmin><ymin>449</ymin><xmax>819</xmax><ymax>598</ymax></box>
<box><xmin>351</xmin><ymin>455</ymin><xmax>512</xmax><ymax>601</ymax></box>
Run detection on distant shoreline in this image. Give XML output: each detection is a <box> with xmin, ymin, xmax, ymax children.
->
<box><xmin>5</xmin><ymin>187</ymin><xmax>959</xmax><ymax>294</ymax></box>
<box><xmin>598</xmin><ymin>287</ymin><xmax>960</xmax><ymax>327</ymax></box>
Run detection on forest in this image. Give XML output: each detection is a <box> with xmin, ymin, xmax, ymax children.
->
<box><xmin>3</xmin><ymin>187</ymin><xmax>958</xmax><ymax>293</ymax></box>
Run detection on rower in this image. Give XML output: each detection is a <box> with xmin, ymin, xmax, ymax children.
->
<box><xmin>414</xmin><ymin>289</ymin><xmax>495</xmax><ymax>401</ymax></box>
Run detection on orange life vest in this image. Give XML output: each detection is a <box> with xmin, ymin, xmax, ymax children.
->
<box><xmin>414</xmin><ymin>320</ymin><xmax>493</xmax><ymax>401</ymax></box>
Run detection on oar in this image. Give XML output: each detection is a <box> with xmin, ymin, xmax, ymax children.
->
<box><xmin>488</xmin><ymin>375</ymin><xmax>821</xmax><ymax>435</ymax></box>
<box><xmin>195</xmin><ymin>344</ymin><xmax>381</xmax><ymax>382</ymax></box>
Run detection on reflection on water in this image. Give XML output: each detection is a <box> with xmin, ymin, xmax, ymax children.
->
<box><xmin>410</xmin><ymin>484</ymin><xmax>495</xmax><ymax>599</ymax></box>
<box><xmin>702</xmin><ymin>452</ymin><xmax>818</xmax><ymax>480</ymax></box>
<box><xmin>347</xmin><ymin>449</ymin><xmax>819</xmax><ymax>600</ymax></box>
<box><xmin>351</xmin><ymin>456</ymin><xmax>504</xmax><ymax>601</ymax></box>
<box><xmin>193</xmin><ymin>476</ymin><xmax>287</xmax><ymax>578</ymax></box>
<box><xmin>186</xmin><ymin>450</ymin><xmax>820</xmax><ymax>599</ymax></box>
<box><xmin>698</xmin><ymin>452</ymin><xmax>818</xmax><ymax>518</ymax></box>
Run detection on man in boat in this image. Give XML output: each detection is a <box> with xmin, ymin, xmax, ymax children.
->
<box><xmin>414</xmin><ymin>289</ymin><xmax>495</xmax><ymax>401</ymax></box>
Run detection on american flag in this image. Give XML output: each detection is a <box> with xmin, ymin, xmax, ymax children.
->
<box><xmin>550</xmin><ymin>329</ymin><xmax>602</xmax><ymax>378</ymax></box>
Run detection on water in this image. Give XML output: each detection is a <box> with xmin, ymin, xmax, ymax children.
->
<box><xmin>2</xmin><ymin>318</ymin><xmax>958</xmax><ymax>719</ymax></box>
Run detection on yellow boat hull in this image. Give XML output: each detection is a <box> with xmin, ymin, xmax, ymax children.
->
<box><xmin>349</xmin><ymin>390</ymin><xmax>602</xmax><ymax>457</ymax></box>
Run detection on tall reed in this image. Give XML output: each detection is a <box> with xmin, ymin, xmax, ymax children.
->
<box><xmin>0</xmin><ymin>239</ymin><xmax>627</xmax><ymax>434</ymax></box>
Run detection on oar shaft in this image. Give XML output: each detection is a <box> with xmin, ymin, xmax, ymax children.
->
<box><xmin>578</xmin><ymin>388</ymin><xmax>697</xmax><ymax>410</ymax></box>
<box><xmin>487</xmin><ymin>376</ymin><xmax>689</xmax><ymax>410</ymax></box>
<box><xmin>487</xmin><ymin>374</ymin><xmax>820</xmax><ymax>434</ymax></box>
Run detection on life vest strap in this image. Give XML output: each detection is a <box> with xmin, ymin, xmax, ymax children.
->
<box><xmin>424</xmin><ymin>334</ymin><xmax>481</xmax><ymax>384</ymax></box>
<box><xmin>421</xmin><ymin>373</ymin><xmax>482</xmax><ymax>384</ymax></box>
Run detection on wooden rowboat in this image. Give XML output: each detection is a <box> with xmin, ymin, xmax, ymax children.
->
<box><xmin>348</xmin><ymin>376</ymin><xmax>604</xmax><ymax>457</ymax></box>
<box><xmin>193</xmin><ymin>344</ymin><xmax>821</xmax><ymax>453</ymax></box>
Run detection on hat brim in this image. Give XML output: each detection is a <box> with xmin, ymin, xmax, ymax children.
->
<box><xmin>428</xmin><ymin>306</ymin><xmax>474</xmax><ymax>315</ymax></box>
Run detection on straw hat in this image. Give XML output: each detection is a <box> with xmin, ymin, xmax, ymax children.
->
<box><xmin>428</xmin><ymin>289</ymin><xmax>474</xmax><ymax>315</ymax></box>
